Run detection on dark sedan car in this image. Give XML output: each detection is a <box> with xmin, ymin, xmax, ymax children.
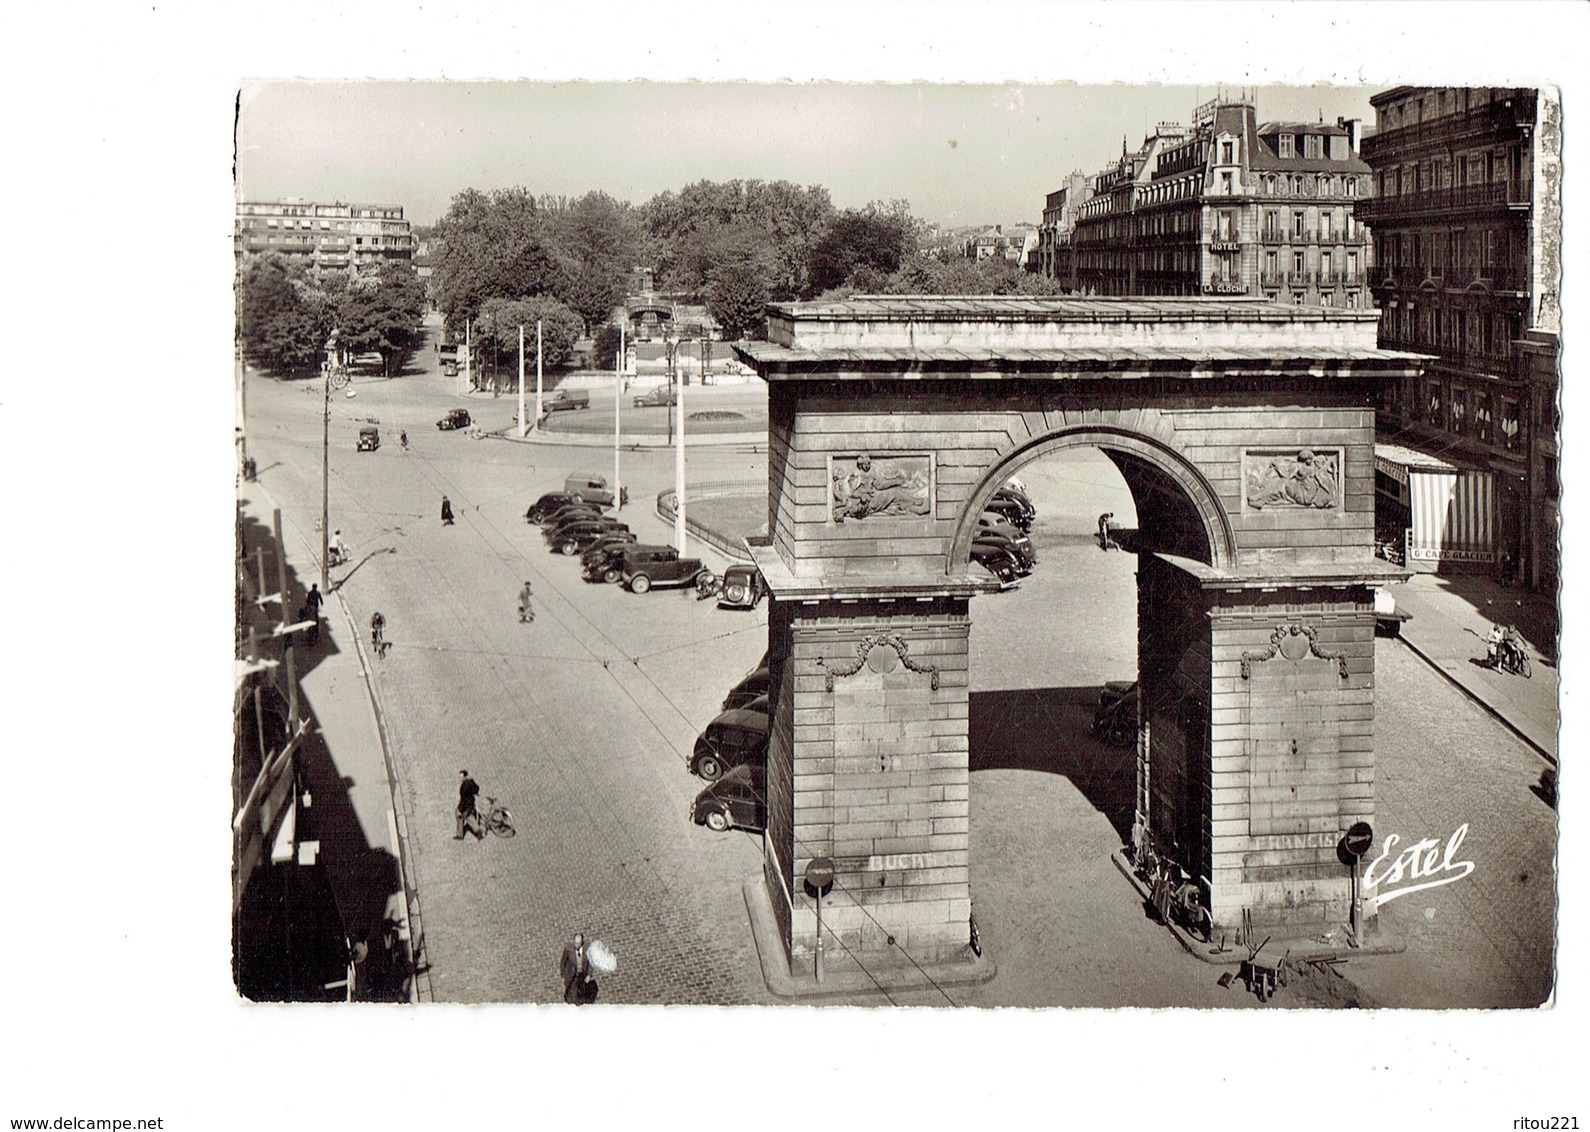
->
<box><xmin>539</xmin><ymin>503</ymin><xmax>605</xmax><ymax>530</ymax></box>
<box><xmin>526</xmin><ymin>492</ymin><xmax>579</xmax><ymax>524</ymax></box>
<box><xmin>721</xmin><ymin>667</ymin><xmax>769</xmax><ymax>711</ymax></box>
<box><xmin>436</xmin><ymin>408</ymin><xmax>472</xmax><ymax>431</ymax></box>
<box><xmin>581</xmin><ymin>536</ymin><xmax>652</xmax><ymax>583</ymax></box>
<box><xmin>982</xmin><ymin>494</ymin><xmax>1032</xmax><ymax>530</ymax></box>
<box><xmin>547</xmin><ymin>518</ymin><xmax>630</xmax><ymax>556</ymax></box>
<box><xmin>974</xmin><ymin>529</ymin><xmax>1035</xmax><ymax>574</ymax></box>
<box><xmin>692</xmin><ymin>765</ymin><xmax>766</xmax><ymax>833</ymax></box>
<box><xmin>970</xmin><ymin>543</ymin><xmax>1021</xmax><ymax>588</ymax></box>
<box><xmin>716</xmin><ymin>564</ymin><xmax>767</xmax><ymax>610</ymax></box>
<box><xmin>690</xmin><ymin>705</ymin><xmax>769</xmax><ymax>780</ymax></box>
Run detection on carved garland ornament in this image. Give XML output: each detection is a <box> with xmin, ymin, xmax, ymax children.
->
<box><xmin>1239</xmin><ymin>623</ymin><xmax>1349</xmax><ymax>680</ymax></box>
<box><xmin>817</xmin><ymin>632</ymin><xmax>940</xmax><ymax>691</ymax></box>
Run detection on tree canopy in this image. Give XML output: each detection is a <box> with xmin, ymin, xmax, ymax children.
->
<box><xmin>238</xmin><ymin>255</ymin><xmax>334</xmax><ymax>375</ymax></box>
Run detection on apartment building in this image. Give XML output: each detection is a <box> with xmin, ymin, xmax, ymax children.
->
<box><xmin>1357</xmin><ymin>87</ymin><xmax>1560</xmax><ymax>590</ymax></box>
<box><xmin>235</xmin><ymin>198</ymin><xmax>415</xmax><ymax>273</ymax></box>
<box><xmin>1054</xmin><ymin>93</ymin><xmax>1372</xmax><ymax>309</ymax></box>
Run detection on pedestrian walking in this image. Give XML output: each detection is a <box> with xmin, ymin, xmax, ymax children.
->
<box><xmin>370</xmin><ymin>611</ymin><xmax>387</xmax><ymax>658</ymax></box>
<box><xmin>1486</xmin><ymin>622</ymin><xmax>1504</xmax><ymax>668</ymax></box>
<box><xmin>517</xmin><ymin>580</ymin><xmax>534</xmax><ymax>623</ymax></box>
<box><xmin>300</xmin><ymin>583</ymin><xmax>324</xmax><ymax>646</ymax></box>
<box><xmin>399</xmin><ymin>429</ymin><xmax>409</xmax><ymax>450</ymax></box>
<box><xmin>454</xmin><ymin>769</ymin><xmax>483</xmax><ymax>840</ymax></box>
<box><xmin>1098</xmin><ymin>512</ymin><xmax>1116</xmax><ymax>550</ymax></box>
<box><xmin>559</xmin><ymin>931</ymin><xmax>598</xmax><ymax>1005</ymax></box>
<box><xmin>441</xmin><ymin>496</ymin><xmax>454</xmax><ymax>525</ymax></box>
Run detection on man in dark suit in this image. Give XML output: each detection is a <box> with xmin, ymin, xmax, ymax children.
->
<box><xmin>559</xmin><ymin>932</ymin><xmax>597</xmax><ymax>1005</ymax></box>
<box><xmin>454</xmin><ymin>770</ymin><xmax>482</xmax><ymax>840</ymax></box>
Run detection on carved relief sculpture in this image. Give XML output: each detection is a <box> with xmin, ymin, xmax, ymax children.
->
<box><xmin>1244</xmin><ymin>448</ymin><xmax>1339</xmax><ymax>510</ymax></box>
<box><xmin>831</xmin><ymin>453</ymin><xmax>932</xmax><ymax>522</ymax></box>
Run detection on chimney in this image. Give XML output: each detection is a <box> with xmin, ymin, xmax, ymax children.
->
<box><xmin>1338</xmin><ymin>116</ymin><xmax>1363</xmax><ymax>155</ymax></box>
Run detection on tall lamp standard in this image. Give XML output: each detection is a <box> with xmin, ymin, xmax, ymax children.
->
<box><xmin>320</xmin><ymin>331</ymin><xmax>337</xmax><ymax>593</ymax></box>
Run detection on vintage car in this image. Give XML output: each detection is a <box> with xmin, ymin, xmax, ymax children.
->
<box><xmin>356</xmin><ymin>425</ymin><xmax>380</xmax><ymax>452</ymax></box>
<box><xmin>631</xmin><ymin>385</ymin><xmax>678</xmax><ymax>408</ymax></box>
<box><xmin>539</xmin><ymin>503</ymin><xmax>605</xmax><ymax>530</ymax></box>
<box><xmin>973</xmin><ymin>529</ymin><xmax>1035</xmax><ymax>575</ymax></box>
<box><xmin>721</xmin><ymin>666</ymin><xmax>770</xmax><ymax>711</ymax></box>
<box><xmin>436</xmin><ymin>408</ymin><xmax>472</xmax><ymax>431</ymax></box>
<box><xmin>621</xmin><ymin>545</ymin><xmax>705</xmax><ymax>594</ymax></box>
<box><xmin>564</xmin><ymin>472</ymin><xmax>628</xmax><ymax>508</ymax></box>
<box><xmin>716</xmin><ymin>564</ymin><xmax>767</xmax><ymax>610</ymax></box>
<box><xmin>982</xmin><ymin>493</ymin><xmax>1033</xmax><ymax>530</ymax></box>
<box><xmin>582</xmin><ymin>537</ymin><xmax>659</xmax><ymax>584</ymax></box>
<box><xmin>970</xmin><ymin>542</ymin><xmax>1021</xmax><ymax>588</ymax></box>
<box><xmin>992</xmin><ymin>483</ymin><xmax>1036</xmax><ymax>518</ymax></box>
<box><xmin>690</xmin><ymin>706</ymin><xmax>770</xmax><ymax>781</ymax></box>
<box><xmin>546</xmin><ymin>518</ymin><xmax>629</xmax><ymax>556</ymax></box>
<box><xmin>526</xmin><ymin>492</ymin><xmax>580</xmax><ymax>524</ymax></box>
<box><xmin>542</xmin><ymin>387</ymin><xmax>591</xmax><ymax>412</ymax></box>
<box><xmin>691</xmin><ymin>764</ymin><xmax>766</xmax><ymax>833</ymax></box>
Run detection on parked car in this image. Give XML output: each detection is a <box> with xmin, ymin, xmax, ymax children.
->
<box><xmin>527</xmin><ymin>492</ymin><xmax>591</xmax><ymax>524</ymax></box>
<box><xmin>691</xmin><ymin>706</ymin><xmax>770</xmax><ymax>780</ymax></box>
<box><xmin>970</xmin><ymin>543</ymin><xmax>1021</xmax><ymax>588</ymax></box>
<box><xmin>632</xmin><ymin>385</ymin><xmax>677</xmax><ymax>408</ymax></box>
<box><xmin>621</xmin><ymin>545</ymin><xmax>705</xmax><ymax>593</ymax></box>
<box><xmin>983</xmin><ymin>494</ymin><xmax>1032</xmax><ymax>530</ymax></box>
<box><xmin>974</xmin><ymin>530</ymin><xmax>1035</xmax><ymax>574</ymax></box>
<box><xmin>716</xmin><ymin>564</ymin><xmax>767</xmax><ymax>610</ymax></box>
<box><xmin>691</xmin><ymin>764</ymin><xmax>766</xmax><ymax>833</ymax></box>
<box><xmin>721</xmin><ymin>666</ymin><xmax>770</xmax><ymax>711</ymax></box>
<box><xmin>584</xmin><ymin>538</ymin><xmax>663</xmax><ymax>584</ymax></box>
<box><xmin>547</xmin><ymin>518</ymin><xmax>629</xmax><ymax>556</ymax></box>
<box><xmin>436</xmin><ymin>408</ymin><xmax>472</xmax><ymax>431</ymax></box>
<box><xmin>356</xmin><ymin>425</ymin><xmax>380</xmax><ymax>452</ymax></box>
<box><xmin>1091</xmin><ymin>681</ymin><xmax>1137</xmax><ymax>747</ymax></box>
<box><xmin>564</xmin><ymin>472</ymin><xmax>628</xmax><ymax>507</ymax></box>
<box><xmin>542</xmin><ymin>388</ymin><xmax>590</xmax><ymax>412</ymax></box>
<box><xmin>992</xmin><ymin>484</ymin><xmax>1036</xmax><ymax>522</ymax></box>
<box><xmin>539</xmin><ymin>502</ymin><xmax>604</xmax><ymax>530</ymax></box>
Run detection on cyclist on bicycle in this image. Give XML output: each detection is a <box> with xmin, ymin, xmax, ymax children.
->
<box><xmin>370</xmin><ymin>611</ymin><xmax>387</xmax><ymax>656</ymax></box>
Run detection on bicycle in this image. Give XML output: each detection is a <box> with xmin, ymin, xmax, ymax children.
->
<box><xmin>695</xmin><ymin>569</ymin><xmax>722</xmax><ymax>601</ymax></box>
<box><xmin>370</xmin><ymin>613</ymin><xmax>388</xmax><ymax>659</ymax></box>
<box><xmin>477</xmin><ymin>796</ymin><xmax>516</xmax><ymax>838</ymax></box>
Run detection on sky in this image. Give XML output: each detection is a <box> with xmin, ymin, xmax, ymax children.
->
<box><xmin>235</xmin><ymin>81</ymin><xmax>1380</xmax><ymax>230</ymax></box>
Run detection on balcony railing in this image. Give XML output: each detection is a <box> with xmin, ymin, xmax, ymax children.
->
<box><xmin>1361</xmin><ymin>92</ymin><xmax>1538</xmax><ymax>161</ymax></box>
<box><xmin>1354</xmin><ymin>181</ymin><xmax>1529</xmax><ymax>220</ymax></box>
<box><xmin>1260</xmin><ymin>228</ymin><xmax>1287</xmax><ymax>244</ymax></box>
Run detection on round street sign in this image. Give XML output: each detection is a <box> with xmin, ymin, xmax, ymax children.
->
<box><xmin>1343</xmin><ymin>821</ymin><xmax>1374</xmax><ymax>858</ymax></box>
<box><xmin>805</xmin><ymin>857</ymin><xmax>836</xmax><ymax>891</ymax></box>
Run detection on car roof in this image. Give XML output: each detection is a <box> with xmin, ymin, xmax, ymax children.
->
<box><xmin>713</xmin><ymin>707</ymin><xmax>770</xmax><ymax>732</ymax></box>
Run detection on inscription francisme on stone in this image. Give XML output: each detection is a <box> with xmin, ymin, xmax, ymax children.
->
<box><xmin>830</xmin><ymin>453</ymin><xmax>932</xmax><ymax>522</ymax></box>
<box><xmin>1243</xmin><ymin>447</ymin><xmax>1340</xmax><ymax>510</ymax></box>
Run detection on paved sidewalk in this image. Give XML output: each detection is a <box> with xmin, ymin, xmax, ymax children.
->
<box><xmin>1389</xmin><ymin>572</ymin><xmax>1560</xmax><ymax>760</ymax></box>
<box><xmin>237</xmin><ymin>482</ymin><xmax>424</xmax><ymax>1000</ymax></box>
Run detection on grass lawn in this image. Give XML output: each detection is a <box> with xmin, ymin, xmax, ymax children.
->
<box><xmin>686</xmin><ymin>493</ymin><xmax>766</xmax><ymax>545</ymax></box>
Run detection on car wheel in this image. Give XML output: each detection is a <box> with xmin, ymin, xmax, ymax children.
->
<box><xmin>603</xmin><ymin>567</ymin><xmax>622</xmax><ymax>584</ymax></box>
<box><xmin>705</xmin><ymin>809</ymin><xmax>731</xmax><ymax>832</ymax></box>
<box><xmin>629</xmin><ymin>574</ymin><xmax>651</xmax><ymax>593</ymax></box>
<box><xmin>561</xmin><ymin>540</ymin><xmax>579</xmax><ymax>556</ymax></box>
<box><xmin>696</xmin><ymin>754</ymin><xmax>722</xmax><ymax>781</ymax></box>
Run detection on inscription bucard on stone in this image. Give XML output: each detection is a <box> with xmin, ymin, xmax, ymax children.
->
<box><xmin>1242</xmin><ymin>448</ymin><xmax>1340</xmax><ymax>510</ymax></box>
<box><xmin>830</xmin><ymin>453</ymin><xmax>932</xmax><ymax>522</ymax></box>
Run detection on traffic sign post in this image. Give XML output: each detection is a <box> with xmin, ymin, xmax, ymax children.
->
<box><xmin>1340</xmin><ymin>821</ymin><xmax>1373</xmax><ymax>947</ymax></box>
<box><xmin>804</xmin><ymin>857</ymin><xmax>835</xmax><ymax>984</ymax></box>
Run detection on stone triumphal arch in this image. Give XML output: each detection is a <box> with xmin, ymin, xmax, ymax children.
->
<box><xmin>736</xmin><ymin>297</ymin><xmax>1424</xmax><ymax>980</ymax></box>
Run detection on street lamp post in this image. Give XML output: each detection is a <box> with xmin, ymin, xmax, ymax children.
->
<box><xmin>320</xmin><ymin>334</ymin><xmax>335</xmax><ymax>593</ymax></box>
<box><xmin>674</xmin><ymin>333</ymin><xmax>687</xmax><ymax>555</ymax></box>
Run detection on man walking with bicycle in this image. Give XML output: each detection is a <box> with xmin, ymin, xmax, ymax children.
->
<box><xmin>454</xmin><ymin>769</ymin><xmax>484</xmax><ymax>841</ymax></box>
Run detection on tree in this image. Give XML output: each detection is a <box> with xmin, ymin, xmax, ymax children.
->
<box><xmin>335</xmin><ymin>262</ymin><xmax>429</xmax><ymax>376</ymax></box>
<box><xmin>706</xmin><ymin>259</ymin><xmax>773</xmax><ymax>341</ymax></box>
<box><xmin>238</xmin><ymin>255</ymin><xmax>333</xmax><ymax>375</ymax></box>
<box><xmin>473</xmin><ymin>295</ymin><xmax>584</xmax><ymax>386</ymax></box>
<box><xmin>804</xmin><ymin>201</ymin><xmax>921</xmax><ymax>297</ymax></box>
<box><xmin>592</xmin><ymin>322</ymin><xmax>625</xmax><ymax>371</ymax></box>
<box><xmin>544</xmin><ymin>191</ymin><xmax>645</xmax><ymax>330</ymax></box>
<box><xmin>429</xmin><ymin>188</ymin><xmax>567</xmax><ymax>336</ymax></box>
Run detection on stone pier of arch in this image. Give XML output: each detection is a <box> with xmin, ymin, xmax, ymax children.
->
<box><xmin>735</xmin><ymin>297</ymin><xmax>1425</xmax><ymax>985</ymax></box>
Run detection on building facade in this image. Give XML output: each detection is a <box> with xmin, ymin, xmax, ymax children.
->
<box><xmin>1055</xmin><ymin>95</ymin><xmax>1373</xmax><ymax>310</ymax></box>
<box><xmin>235</xmin><ymin>199</ymin><xmax>415</xmax><ymax>273</ymax></box>
<box><xmin>1035</xmin><ymin>170</ymin><xmax>1093</xmax><ymax>286</ymax></box>
<box><xmin>1357</xmin><ymin>87</ymin><xmax>1561</xmax><ymax>590</ymax></box>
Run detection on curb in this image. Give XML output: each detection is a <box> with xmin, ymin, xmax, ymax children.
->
<box><xmin>482</xmin><ymin>425</ymin><xmax>766</xmax><ymax>451</ymax></box>
<box><xmin>1393</xmin><ymin>633</ymin><xmax>1557</xmax><ymax>766</ymax></box>
<box><xmin>740</xmin><ymin>876</ymin><xmax>996</xmax><ymax>1000</ymax></box>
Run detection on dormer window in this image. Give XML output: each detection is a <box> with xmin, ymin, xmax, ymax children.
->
<box><xmin>1221</xmin><ymin>140</ymin><xmax>1235</xmax><ymax>164</ymax></box>
<box><xmin>1278</xmin><ymin>134</ymin><xmax>1294</xmax><ymax>158</ymax></box>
